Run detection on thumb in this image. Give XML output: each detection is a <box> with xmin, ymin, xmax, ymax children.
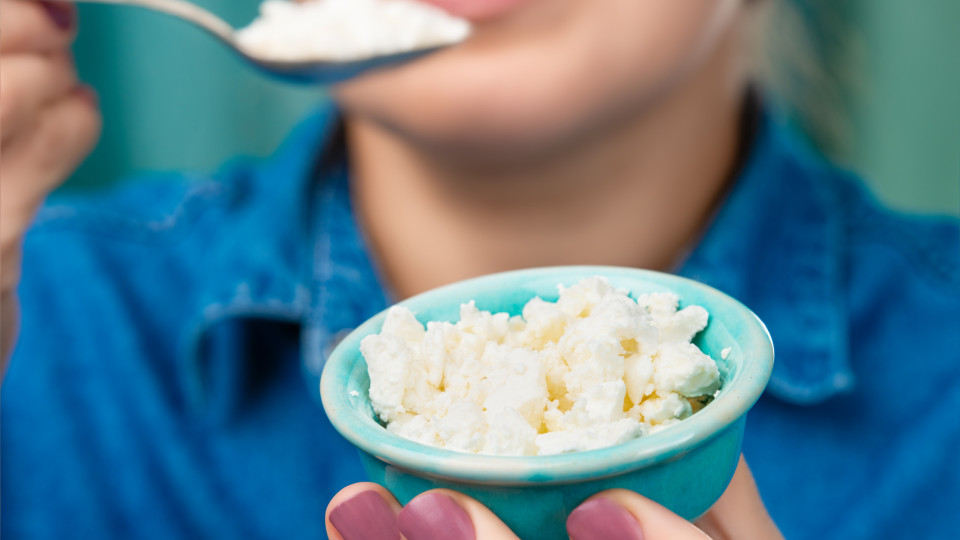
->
<box><xmin>695</xmin><ymin>455</ymin><xmax>782</xmax><ymax>540</ymax></box>
<box><xmin>567</xmin><ymin>490</ymin><xmax>710</xmax><ymax>540</ymax></box>
<box><xmin>569</xmin><ymin>456</ymin><xmax>783</xmax><ymax>540</ymax></box>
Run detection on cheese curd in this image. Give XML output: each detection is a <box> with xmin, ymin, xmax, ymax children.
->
<box><xmin>236</xmin><ymin>0</ymin><xmax>470</xmax><ymax>62</ymax></box>
<box><xmin>360</xmin><ymin>277</ymin><xmax>720</xmax><ymax>456</ymax></box>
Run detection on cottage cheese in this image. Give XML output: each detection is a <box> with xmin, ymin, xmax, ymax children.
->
<box><xmin>360</xmin><ymin>277</ymin><xmax>721</xmax><ymax>456</ymax></box>
<box><xmin>236</xmin><ymin>0</ymin><xmax>470</xmax><ymax>62</ymax></box>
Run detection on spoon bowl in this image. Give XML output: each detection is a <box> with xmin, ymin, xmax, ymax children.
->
<box><xmin>243</xmin><ymin>45</ymin><xmax>446</xmax><ymax>85</ymax></box>
<box><xmin>46</xmin><ymin>0</ymin><xmax>460</xmax><ymax>85</ymax></box>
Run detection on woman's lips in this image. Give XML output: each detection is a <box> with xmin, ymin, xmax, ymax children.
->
<box><xmin>418</xmin><ymin>0</ymin><xmax>533</xmax><ymax>21</ymax></box>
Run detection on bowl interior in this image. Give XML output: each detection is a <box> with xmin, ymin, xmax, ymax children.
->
<box><xmin>322</xmin><ymin>266</ymin><xmax>773</xmax><ymax>485</ymax></box>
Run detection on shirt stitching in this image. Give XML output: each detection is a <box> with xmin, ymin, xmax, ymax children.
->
<box><xmin>32</xmin><ymin>179</ymin><xmax>236</xmax><ymax>245</ymax></box>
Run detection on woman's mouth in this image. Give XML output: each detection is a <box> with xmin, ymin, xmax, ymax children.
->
<box><xmin>418</xmin><ymin>0</ymin><xmax>533</xmax><ymax>21</ymax></box>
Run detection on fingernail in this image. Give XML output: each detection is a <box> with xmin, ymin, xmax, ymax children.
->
<box><xmin>397</xmin><ymin>493</ymin><xmax>475</xmax><ymax>540</ymax></box>
<box><xmin>74</xmin><ymin>86</ymin><xmax>99</xmax><ymax>108</ymax></box>
<box><xmin>40</xmin><ymin>2</ymin><xmax>76</xmax><ymax>30</ymax></box>
<box><xmin>567</xmin><ymin>498</ymin><xmax>644</xmax><ymax>540</ymax></box>
<box><xmin>329</xmin><ymin>491</ymin><xmax>400</xmax><ymax>540</ymax></box>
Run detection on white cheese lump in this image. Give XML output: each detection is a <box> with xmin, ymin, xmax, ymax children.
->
<box><xmin>360</xmin><ymin>277</ymin><xmax>721</xmax><ymax>456</ymax></box>
<box><xmin>236</xmin><ymin>0</ymin><xmax>470</xmax><ymax>62</ymax></box>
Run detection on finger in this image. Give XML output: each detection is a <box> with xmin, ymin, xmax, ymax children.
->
<box><xmin>0</xmin><ymin>240</ymin><xmax>21</xmax><ymax>292</ymax></box>
<box><xmin>568</xmin><ymin>490</ymin><xmax>710</xmax><ymax>540</ymax></box>
<box><xmin>325</xmin><ymin>482</ymin><xmax>403</xmax><ymax>540</ymax></box>
<box><xmin>695</xmin><ymin>455</ymin><xmax>783</xmax><ymax>540</ymax></box>
<box><xmin>1</xmin><ymin>52</ymin><xmax>79</xmax><ymax>145</ymax></box>
<box><xmin>0</xmin><ymin>0</ymin><xmax>77</xmax><ymax>53</ymax></box>
<box><xmin>0</xmin><ymin>86</ymin><xmax>100</xmax><ymax>226</ymax></box>
<box><xmin>1</xmin><ymin>290</ymin><xmax>20</xmax><ymax>369</ymax></box>
<box><xmin>397</xmin><ymin>489</ymin><xmax>518</xmax><ymax>540</ymax></box>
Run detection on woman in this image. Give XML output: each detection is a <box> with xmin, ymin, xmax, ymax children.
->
<box><xmin>1</xmin><ymin>0</ymin><xmax>957</xmax><ymax>538</ymax></box>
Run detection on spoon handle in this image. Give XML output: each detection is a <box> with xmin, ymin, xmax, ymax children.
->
<box><xmin>43</xmin><ymin>0</ymin><xmax>235</xmax><ymax>44</ymax></box>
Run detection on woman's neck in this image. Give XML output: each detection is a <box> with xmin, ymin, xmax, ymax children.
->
<box><xmin>347</xmin><ymin>36</ymin><xmax>748</xmax><ymax>300</ymax></box>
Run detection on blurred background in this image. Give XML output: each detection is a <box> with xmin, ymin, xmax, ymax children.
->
<box><xmin>66</xmin><ymin>0</ymin><xmax>959</xmax><ymax>217</ymax></box>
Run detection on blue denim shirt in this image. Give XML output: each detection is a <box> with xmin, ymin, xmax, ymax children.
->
<box><xmin>4</xmin><ymin>104</ymin><xmax>959</xmax><ymax>540</ymax></box>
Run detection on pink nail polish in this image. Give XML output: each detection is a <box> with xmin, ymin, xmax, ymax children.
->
<box><xmin>567</xmin><ymin>498</ymin><xmax>645</xmax><ymax>540</ymax></box>
<box><xmin>39</xmin><ymin>1</ymin><xmax>76</xmax><ymax>31</ymax></box>
<box><xmin>74</xmin><ymin>86</ymin><xmax>99</xmax><ymax>109</ymax></box>
<box><xmin>397</xmin><ymin>493</ymin><xmax>475</xmax><ymax>540</ymax></box>
<box><xmin>329</xmin><ymin>491</ymin><xmax>400</xmax><ymax>540</ymax></box>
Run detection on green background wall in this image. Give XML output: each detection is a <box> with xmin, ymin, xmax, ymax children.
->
<box><xmin>67</xmin><ymin>0</ymin><xmax>959</xmax><ymax>217</ymax></box>
<box><xmin>844</xmin><ymin>0</ymin><xmax>959</xmax><ymax>216</ymax></box>
<box><xmin>70</xmin><ymin>1</ymin><xmax>319</xmax><ymax>189</ymax></box>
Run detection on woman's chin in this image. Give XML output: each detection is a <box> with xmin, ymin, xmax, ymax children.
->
<box><xmin>334</xmin><ymin>0</ymin><xmax>742</xmax><ymax>163</ymax></box>
<box><xmin>337</xmin><ymin>75</ymin><xmax>596</xmax><ymax>164</ymax></box>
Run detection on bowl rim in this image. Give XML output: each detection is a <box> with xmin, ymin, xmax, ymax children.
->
<box><xmin>320</xmin><ymin>265</ymin><xmax>774</xmax><ymax>485</ymax></box>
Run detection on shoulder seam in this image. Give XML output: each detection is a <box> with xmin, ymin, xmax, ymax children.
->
<box><xmin>31</xmin><ymin>176</ymin><xmax>240</xmax><ymax>245</ymax></box>
<box><xmin>828</xmin><ymin>172</ymin><xmax>960</xmax><ymax>292</ymax></box>
<box><xmin>848</xmin><ymin>211</ymin><xmax>960</xmax><ymax>293</ymax></box>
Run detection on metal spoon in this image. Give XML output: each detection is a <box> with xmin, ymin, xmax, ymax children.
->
<box><xmin>47</xmin><ymin>0</ymin><xmax>453</xmax><ymax>84</ymax></box>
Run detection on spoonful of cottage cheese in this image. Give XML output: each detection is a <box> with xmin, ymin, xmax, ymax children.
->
<box><xmin>46</xmin><ymin>0</ymin><xmax>469</xmax><ymax>84</ymax></box>
<box><xmin>360</xmin><ymin>277</ymin><xmax>721</xmax><ymax>456</ymax></box>
<box><xmin>236</xmin><ymin>0</ymin><xmax>470</xmax><ymax>63</ymax></box>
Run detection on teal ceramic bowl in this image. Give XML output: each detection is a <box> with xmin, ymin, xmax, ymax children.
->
<box><xmin>320</xmin><ymin>266</ymin><xmax>773</xmax><ymax>539</ymax></box>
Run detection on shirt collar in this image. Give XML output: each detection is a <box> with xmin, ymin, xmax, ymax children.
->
<box><xmin>294</xmin><ymin>107</ymin><xmax>856</xmax><ymax>406</ymax></box>
<box><xmin>184</xmin><ymin>102</ymin><xmax>853</xmax><ymax>413</ymax></box>
<box><xmin>181</xmin><ymin>104</ymin><xmax>351</xmax><ymax>412</ymax></box>
<box><xmin>301</xmin><ymin>128</ymin><xmax>391</xmax><ymax>402</ymax></box>
<box><xmin>679</xmin><ymin>112</ymin><xmax>853</xmax><ymax>404</ymax></box>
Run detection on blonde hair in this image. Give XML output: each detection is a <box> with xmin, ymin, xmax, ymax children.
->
<box><xmin>748</xmin><ymin>0</ymin><xmax>861</xmax><ymax>159</ymax></box>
